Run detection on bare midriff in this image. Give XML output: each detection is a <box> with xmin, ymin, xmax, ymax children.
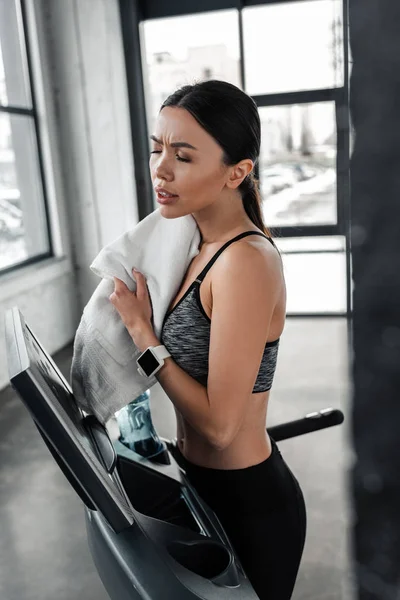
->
<box><xmin>175</xmin><ymin>389</ymin><xmax>272</xmax><ymax>470</ymax></box>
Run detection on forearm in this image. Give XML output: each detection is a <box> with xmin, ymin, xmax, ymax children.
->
<box><xmin>156</xmin><ymin>356</ymin><xmax>213</xmax><ymax>439</ymax></box>
<box><xmin>132</xmin><ymin>326</ymin><xmax>217</xmax><ymax>445</ymax></box>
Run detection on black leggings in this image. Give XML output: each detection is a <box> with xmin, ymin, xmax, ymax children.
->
<box><xmin>176</xmin><ymin>439</ymin><xmax>307</xmax><ymax>600</ymax></box>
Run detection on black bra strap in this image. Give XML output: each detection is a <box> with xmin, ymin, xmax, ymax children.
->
<box><xmin>196</xmin><ymin>231</ymin><xmax>271</xmax><ymax>283</ymax></box>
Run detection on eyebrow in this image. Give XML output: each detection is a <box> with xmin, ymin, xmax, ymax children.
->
<box><xmin>150</xmin><ymin>135</ymin><xmax>198</xmax><ymax>151</ymax></box>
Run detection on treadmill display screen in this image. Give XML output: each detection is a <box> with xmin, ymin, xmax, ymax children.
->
<box><xmin>5</xmin><ymin>308</ymin><xmax>134</xmax><ymax>532</ymax></box>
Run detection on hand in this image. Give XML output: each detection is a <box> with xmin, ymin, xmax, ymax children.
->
<box><xmin>109</xmin><ymin>268</ymin><xmax>153</xmax><ymax>339</ymax></box>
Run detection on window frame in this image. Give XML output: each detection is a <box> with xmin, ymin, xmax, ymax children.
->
<box><xmin>0</xmin><ymin>0</ymin><xmax>53</xmax><ymax>276</ymax></box>
<box><xmin>138</xmin><ymin>0</ymin><xmax>329</xmax><ymax>21</ymax></box>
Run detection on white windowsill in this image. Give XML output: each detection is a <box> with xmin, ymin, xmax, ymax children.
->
<box><xmin>0</xmin><ymin>256</ymin><xmax>74</xmax><ymax>302</ymax></box>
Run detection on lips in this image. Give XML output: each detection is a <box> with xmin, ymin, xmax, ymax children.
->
<box><xmin>155</xmin><ymin>187</ymin><xmax>179</xmax><ymax>206</ymax></box>
<box><xmin>155</xmin><ymin>187</ymin><xmax>179</xmax><ymax>205</ymax></box>
<box><xmin>155</xmin><ymin>187</ymin><xmax>179</xmax><ymax>198</ymax></box>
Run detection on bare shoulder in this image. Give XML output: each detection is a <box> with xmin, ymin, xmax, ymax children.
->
<box><xmin>211</xmin><ymin>235</ymin><xmax>283</xmax><ymax>300</ymax></box>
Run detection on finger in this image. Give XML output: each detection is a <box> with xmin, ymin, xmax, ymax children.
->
<box><xmin>113</xmin><ymin>277</ymin><xmax>128</xmax><ymax>294</ymax></box>
<box><xmin>133</xmin><ymin>268</ymin><xmax>148</xmax><ymax>298</ymax></box>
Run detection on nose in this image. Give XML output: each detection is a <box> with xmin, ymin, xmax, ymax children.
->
<box><xmin>154</xmin><ymin>152</ymin><xmax>174</xmax><ymax>183</ymax></box>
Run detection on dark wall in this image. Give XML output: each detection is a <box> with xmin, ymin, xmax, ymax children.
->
<box><xmin>350</xmin><ymin>1</ymin><xmax>400</xmax><ymax>598</ymax></box>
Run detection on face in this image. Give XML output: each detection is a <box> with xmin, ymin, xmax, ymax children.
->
<box><xmin>149</xmin><ymin>107</ymin><xmax>233</xmax><ymax>217</ymax></box>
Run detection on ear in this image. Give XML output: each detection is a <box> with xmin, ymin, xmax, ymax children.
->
<box><xmin>226</xmin><ymin>159</ymin><xmax>254</xmax><ymax>190</ymax></box>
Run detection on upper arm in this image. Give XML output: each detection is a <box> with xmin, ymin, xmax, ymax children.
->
<box><xmin>207</xmin><ymin>243</ymin><xmax>282</xmax><ymax>448</ymax></box>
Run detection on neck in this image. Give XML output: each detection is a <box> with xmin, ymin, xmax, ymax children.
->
<box><xmin>193</xmin><ymin>191</ymin><xmax>257</xmax><ymax>247</ymax></box>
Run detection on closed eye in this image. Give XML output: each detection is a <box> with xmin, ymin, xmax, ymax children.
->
<box><xmin>150</xmin><ymin>150</ymin><xmax>191</xmax><ymax>163</ymax></box>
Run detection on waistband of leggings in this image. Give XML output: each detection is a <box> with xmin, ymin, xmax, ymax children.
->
<box><xmin>172</xmin><ymin>436</ymin><xmax>281</xmax><ymax>478</ymax></box>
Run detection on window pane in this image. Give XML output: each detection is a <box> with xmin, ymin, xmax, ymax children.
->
<box><xmin>274</xmin><ymin>237</ymin><xmax>347</xmax><ymax>314</ymax></box>
<box><xmin>243</xmin><ymin>0</ymin><xmax>344</xmax><ymax>96</ymax></box>
<box><xmin>141</xmin><ymin>10</ymin><xmax>241</xmax><ymax>131</ymax></box>
<box><xmin>0</xmin><ymin>0</ymin><xmax>32</xmax><ymax>107</ymax></box>
<box><xmin>0</xmin><ymin>113</ymin><xmax>50</xmax><ymax>271</ymax></box>
<box><xmin>259</xmin><ymin>102</ymin><xmax>337</xmax><ymax>228</ymax></box>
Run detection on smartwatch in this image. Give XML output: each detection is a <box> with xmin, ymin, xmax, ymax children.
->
<box><xmin>136</xmin><ymin>345</ymin><xmax>171</xmax><ymax>378</ymax></box>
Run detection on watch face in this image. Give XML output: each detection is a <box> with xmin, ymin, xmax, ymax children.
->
<box><xmin>137</xmin><ymin>349</ymin><xmax>159</xmax><ymax>377</ymax></box>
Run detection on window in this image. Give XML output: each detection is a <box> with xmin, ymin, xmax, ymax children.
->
<box><xmin>243</xmin><ymin>0</ymin><xmax>344</xmax><ymax>95</ymax></box>
<box><xmin>259</xmin><ymin>101</ymin><xmax>337</xmax><ymax>228</ymax></box>
<box><xmin>141</xmin><ymin>10</ymin><xmax>241</xmax><ymax>132</ymax></box>
<box><xmin>0</xmin><ymin>0</ymin><xmax>51</xmax><ymax>273</ymax></box>
<box><xmin>128</xmin><ymin>0</ymin><xmax>349</xmax><ymax>315</ymax></box>
<box><xmin>274</xmin><ymin>236</ymin><xmax>347</xmax><ymax>314</ymax></box>
<box><xmin>280</xmin><ymin>247</ymin><xmax>347</xmax><ymax>314</ymax></box>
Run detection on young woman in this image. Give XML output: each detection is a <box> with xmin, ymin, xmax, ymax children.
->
<box><xmin>110</xmin><ymin>80</ymin><xmax>307</xmax><ymax>599</ymax></box>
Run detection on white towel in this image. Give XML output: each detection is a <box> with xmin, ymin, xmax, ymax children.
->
<box><xmin>70</xmin><ymin>208</ymin><xmax>201</xmax><ymax>424</ymax></box>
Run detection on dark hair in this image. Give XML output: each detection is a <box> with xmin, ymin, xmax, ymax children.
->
<box><xmin>161</xmin><ymin>80</ymin><xmax>271</xmax><ymax>237</ymax></box>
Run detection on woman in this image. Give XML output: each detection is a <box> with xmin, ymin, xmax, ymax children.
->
<box><xmin>110</xmin><ymin>80</ymin><xmax>306</xmax><ymax>599</ymax></box>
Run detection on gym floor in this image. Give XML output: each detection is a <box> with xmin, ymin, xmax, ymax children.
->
<box><xmin>0</xmin><ymin>318</ymin><xmax>353</xmax><ymax>600</ymax></box>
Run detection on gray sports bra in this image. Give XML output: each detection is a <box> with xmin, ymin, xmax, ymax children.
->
<box><xmin>161</xmin><ymin>231</ymin><xmax>280</xmax><ymax>393</ymax></box>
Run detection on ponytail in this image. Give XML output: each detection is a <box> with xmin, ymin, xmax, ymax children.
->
<box><xmin>240</xmin><ymin>172</ymin><xmax>272</xmax><ymax>238</ymax></box>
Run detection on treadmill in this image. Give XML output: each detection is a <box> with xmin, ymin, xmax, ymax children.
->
<box><xmin>4</xmin><ymin>307</ymin><xmax>344</xmax><ymax>600</ymax></box>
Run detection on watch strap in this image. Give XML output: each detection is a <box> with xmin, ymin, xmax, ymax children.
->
<box><xmin>152</xmin><ymin>345</ymin><xmax>171</xmax><ymax>360</ymax></box>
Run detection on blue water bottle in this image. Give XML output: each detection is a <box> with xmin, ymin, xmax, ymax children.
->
<box><xmin>115</xmin><ymin>390</ymin><xmax>166</xmax><ymax>459</ymax></box>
